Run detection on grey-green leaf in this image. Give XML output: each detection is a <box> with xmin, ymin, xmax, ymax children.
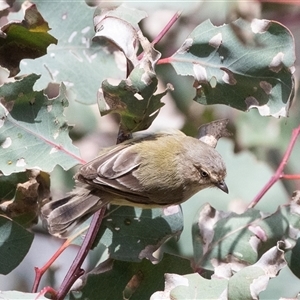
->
<box><xmin>193</xmin><ymin>202</ymin><xmax>299</xmax><ymax>271</ymax></box>
<box><xmin>0</xmin><ymin>74</ymin><xmax>81</xmax><ymax>175</ymax></box>
<box><xmin>100</xmin><ymin>205</ymin><xmax>184</xmax><ymax>262</ymax></box>
<box><xmin>154</xmin><ymin>243</ymin><xmax>286</xmax><ymax>300</ymax></box>
<box><xmin>75</xmin><ymin>253</ymin><xmax>193</xmax><ymax>300</ymax></box>
<box><xmin>17</xmin><ymin>1</ymin><xmax>123</xmax><ymax>105</ymax></box>
<box><xmin>170</xmin><ymin>18</ymin><xmax>295</xmax><ymax>117</ymax></box>
<box><xmin>0</xmin><ymin>216</ymin><xmax>34</xmax><ymax>275</ymax></box>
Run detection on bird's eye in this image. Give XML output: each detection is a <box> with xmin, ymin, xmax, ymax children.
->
<box><xmin>200</xmin><ymin>170</ymin><xmax>209</xmax><ymax>178</ymax></box>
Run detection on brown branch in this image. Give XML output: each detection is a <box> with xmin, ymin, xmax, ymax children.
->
<box><xmin>55</xmin><ymin>207</ymin><xmax>106</xmax><ymax>300</ymax></box>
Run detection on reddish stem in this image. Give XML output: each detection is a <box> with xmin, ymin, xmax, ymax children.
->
<box><xmin>55</xmin><ymin>207</ymin><xmax>106</xmax><ymax>300</ymax></box>
<box><xmin>138</xmin><ymin>11</ymin><xmax>181</xmax><ymax>60</ymax></box>
<box><xmin>35</xmin><ymin>286</ymin><xmax>57</xmax><ymax>300</ymax></box>
<box><xmin>248</xmin><ymin>124</ymin><xmax>300</xmax><ymax>209</ymax></box>
<box><xmin>280</xmin><ymin>174</ymin><xmax>300</xmax><ymax>180</ymax></box>
<box><xmin>55</xmin><ymin>144</ymin><xmax>86</xmax><ymax>165</ymax></box>
<box><xmin>32</xmin><ymin>239</ymin><xmax>71</xmax><ymax>293</ymax></box>
<box><xmin>151</xmin><ymin>11</ymin><xmax>181</xmax><ymax>46</ymax></box>
<box><xmin>157</xmin><ymin>57</ymin><xmax>172</xmax><ymax>65</ymax></box>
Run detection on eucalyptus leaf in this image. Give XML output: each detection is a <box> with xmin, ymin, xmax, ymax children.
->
<box><xmin>74</xmin><ymin>253</ymin><xmax>193</xmax><ymax>300</ymax></box>
<box><xmin>0</xmin><ymin>216</ymin><xmax>34</xmax><ymax>275</ymax></box>
<box><xmin>97</xmin><ymin>205</ymin><xmax>184</xmax><ymax>262</ymax></box>
<box><xmin>153</xmin><ymin>243</ymin><xmax>286</xmax><ymax>300</ymax></box>
<box><xmin>0</xmin><ymin>74</ymin><xmax>81</xmax><ymax>175</ymax></box>
<box><xmin>0</xmin><ymin>3</ymin><xmax>57</xmax><ymax>77</ymax></box>
<box><xmin>98</xmin><ymin>76</ymin><xmax>168</xmax><ymax>135</ymax></box>
<box><xmin>192</xmin><ymin>201</ymin><xmax>300</xmax><ymax>271</ymax></box>
<box><xmin>160</xmin><ymin>273</ymin><xmax>228</xmax><ymax>300</ymax></box>
<box><xmin>227</xmin><ymin>242</ymin><xmax>286</xmax><ymax>299</ymax></box>
<box><xmin>170</xmin><ymin>18</ymin><xmax>295</xmax><ymax>117</ymax></box>
<box><xmin>17</xmin><ymin>1</ymin><xmax>123</xmax><ymax>104</ymax></box>
<box><xmin>93</xmin><ymin>5</ymin><xmax>147</xmax><ymax>70</ymax></box>
<box><xmin>68</xmin><ymin>205</ymin><xmax>183</xmax><ymax>263</ymax></box>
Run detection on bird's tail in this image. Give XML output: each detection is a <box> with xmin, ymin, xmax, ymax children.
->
<box><xmin>41</xmin><ymin>184</ymin><xmax>107</xmax><ymax>238</ymax></box>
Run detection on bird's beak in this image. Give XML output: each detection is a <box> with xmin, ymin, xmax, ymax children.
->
<box><xmin>216</xmin><ymin>181</ymin><xmax>229</xmax><ymax>194</ymax></box>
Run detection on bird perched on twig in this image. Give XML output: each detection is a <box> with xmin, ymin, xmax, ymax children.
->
<box><xmin>42</xmin><ymin>129</ymin><xmax>228</xmax><ymax>238</ymax></box>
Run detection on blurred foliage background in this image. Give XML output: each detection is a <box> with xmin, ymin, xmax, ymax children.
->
<box><xmin>1</xmin><ymin>0</ymin><xmax>300</xmax><ymax>298</ymax></box>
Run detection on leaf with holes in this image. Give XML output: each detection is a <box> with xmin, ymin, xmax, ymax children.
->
<box><xmin>153</xmin><ymin>243</ymin><xmax>286</xmax><ymax>300</ymax></box>
<box><xmin>98</xmin><ymin>35</ymin><xmax>171</xmax><ymax>135</ymax></box>
<box><xmin>0</xmin><ymin>74</ymin><xmax>82</xmax><ymax>175</ymax></box>
<box><xmin>192</xmin><ymin>201</ymin><xmax>300</xmax><ymax>272</ymax></box>
<box><xmin>73</xmin><ymin>253</ymin><xmax>193</xmax><ymax>300</ymax></box>
<box><xmin>169</xmin><ymin>18</ymin><xmax>295</xmax><ymax>117</ymax></box>
<box><xmin>98</xmin><ymin>77</ymin><xmax>169</xmax><ymax>135</ymax></box>
<box><xmin>93</xmin><ymin>4</ymin><xmax>147</xmax><ymax>71</ymax></box>
<box><xmin>97</xmin><ymin>205</ymin><xmax>184</xmax><ymax>262</ymax></box>
<box><xmin>14</xmin><ymin>1</ymin><xmax>125</xmax><ymax>104</ymax></box>
<box><xmin>0</xmin><ymin>3</ymin><xmax>57</xmax><ymax>77</ymax></box>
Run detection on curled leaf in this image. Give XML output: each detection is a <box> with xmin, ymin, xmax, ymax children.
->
<box><xmin>0</xmin><ymin>169</ymin><xmax>50</xmax><ymax>227</ymax></box>
<box><xmin>93</xmin><ymin>4</ymin><xmax>147</xmax><ymax>72</ymax></box>
<box><xmin>153</xmin><ymin>243</ymin><xmax>287</xmax><ymax>300</ymax></box>
<box><xmin>193</xmin><ymin>202</ymin><xmax>300</xmax><ymax>272</ymax></box>
<box><xmin>197</xmin><ymin>119</ymin><xmax>231</xmax><ymax>148</ymax></box>
<box><xmin>76</xmin><ymin>254</ymin><xmax>192</xmax><ymax>299</ymax></box>
<box><xmin>98</xmin><ymin>35</ymin><xmax>171</xmax><ymax>135</ymax></box>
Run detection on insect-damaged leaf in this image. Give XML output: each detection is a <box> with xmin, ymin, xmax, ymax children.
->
<box><xmin>93</xmin><ymin>4</ymin><xmax>147</xmax><ymax>71</ymax></box>
<box><xmin>192</xmin><ymin>201</ymin><xmax>300</xmax><ymax>272</ymax></box>
<box><xmin>0</xmin><ymin>3</ymin><xmax>57</xmax><ymax>77</ymax></box>
<box><xmin>0</xmin><ymin>170</ymin><xmax>50</xmax><ymax>228</ymax></box>
<box><xmin>0</xmin><ymin>74</ymin><xmax>81</xmax><ymax>175</ymax></box>
<box><xmin>170</xmin><ymin>18</ymin><xmax>295</xmax><ymax>118</ymax></box>
<box><xmin>98</xmin><ymin>34</ymin><xmax>172</xmax><ymax>135</ymax></box>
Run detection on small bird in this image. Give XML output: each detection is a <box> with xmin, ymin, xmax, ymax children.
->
<box><xmin>41</xmin><ymin>131</ymin><xmax>228</xmax><ymax>238</ymax></box>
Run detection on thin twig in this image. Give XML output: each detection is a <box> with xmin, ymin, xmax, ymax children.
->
<box><xmin>248</xmin><ymin>124</ymin><xmax>300</xmax><ymax>209</ymax></box>
<box><xmin>151</xmin><ymin>11</ymin><xmax>181</xmax><ymax>46</ymax></box>
<box><xmin>280</xmin><ymin>174</ymin><xmax>300</xmax><ymax>180</ymax></box>
<box><xmin>55</xmin><ymin>207</ymin><xmax>106</xmax><ymax>300</ymax></box>
<box><xmin>138</xmin><ymin>11</ymin><xmax>181</xmax><ymax>60</ymax></box>
<box><xmin>32</xmin><ymin>225</ymin><xmax>90</xmax><ymax>293</ymax></box>
<box><xmin>32</xmin><ymin>239</ymin><xmax>70</xmax><ymax>293</ymax></box>
<box><xmin>35</xmin><ymin>286</ymin><xmax>57</xmax><ymax>300</ymax></box>
<box><xmin>156</xmin><ymin>57</ymin><xmax>172</xmax><ymax>65</ymax></box>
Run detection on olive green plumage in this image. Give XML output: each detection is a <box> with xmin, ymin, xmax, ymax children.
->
<box><xmin>42</xmin><ymin>131</ymin><xmax>227</xmax><ymax>238</ymax></box>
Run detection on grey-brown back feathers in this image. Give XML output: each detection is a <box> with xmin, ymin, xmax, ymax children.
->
<box><xmin>41</xmin><ymin>132</ymin><xmax>227</xmax><ymax>238</ymax></box>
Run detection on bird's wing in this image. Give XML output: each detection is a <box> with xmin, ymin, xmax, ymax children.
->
<box><xmin>77</xmin><ymin>140</ymin><xmax>151</xmax><ymax>204</ymax></box>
